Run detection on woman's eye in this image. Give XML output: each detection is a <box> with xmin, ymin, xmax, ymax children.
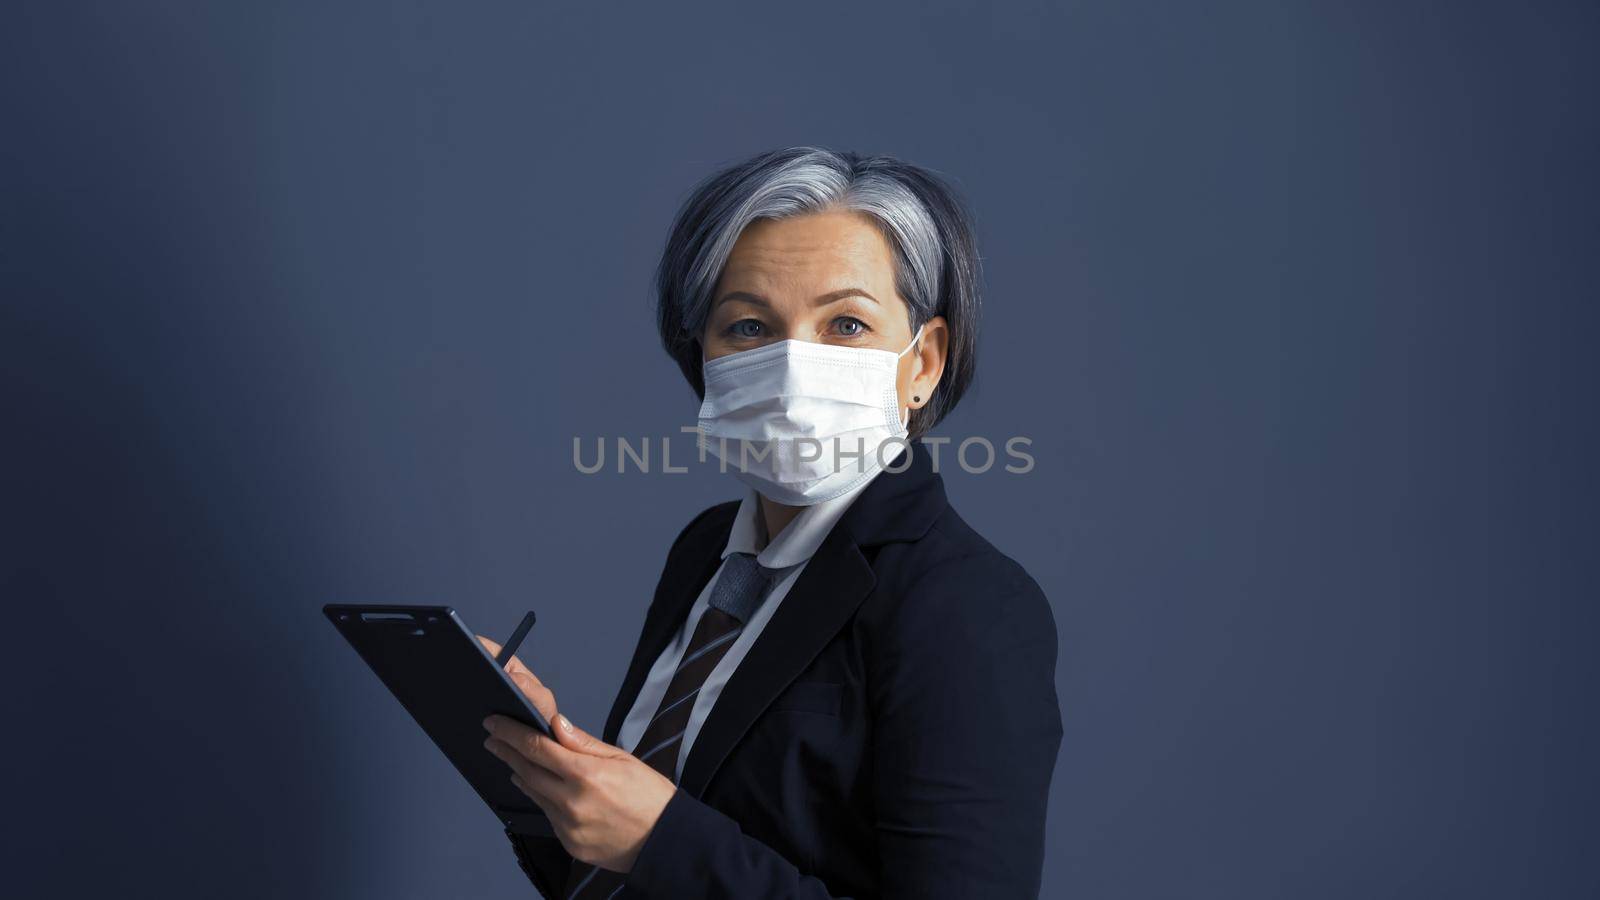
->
<box><xmin>729</xmin><ymin>319</ymin><xmax>764</xmax><ymax>338</ymax></box>
<box><xmin>834</xmin><ymin>316</ymin><xmax>868</xmax><ymax>337</ymax></box>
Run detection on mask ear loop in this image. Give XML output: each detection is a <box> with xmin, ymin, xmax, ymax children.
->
<box><xmin>897</xmin><ymin>323</ymin><xmax>927</xmax><ymax>360</ymax></box>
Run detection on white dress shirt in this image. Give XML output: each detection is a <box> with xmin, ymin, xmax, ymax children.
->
<box><xmin>616</xmin><ymin>473</ymin><xmax>882</xmax><ymax>779</ymax></box>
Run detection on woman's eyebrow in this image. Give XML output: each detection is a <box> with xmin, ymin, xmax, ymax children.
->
<box><xmin>714</xmin><ymin>290</ymin><xmax>770</xmax><ymax>309</ymax></box>
<box><xmin>814</xmin><ymin>288</ymin><xmax>879</xmax><ymax>306</ymax></box>
<box><xmin>713</xmin><ymin>288</ymin><xmax>879</xmax><ymax>309</ymax></box>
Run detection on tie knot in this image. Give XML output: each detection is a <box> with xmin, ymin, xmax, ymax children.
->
<box><xmin>708</xmin><ymin>552</ymin><xmax>774</xmax><ymax>623</ymax></box>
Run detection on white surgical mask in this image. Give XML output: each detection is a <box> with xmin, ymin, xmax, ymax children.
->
<box><xmin>697</xmin><ymin>326</ymin><xmax>925</xmax><ymax>506</ymax></box>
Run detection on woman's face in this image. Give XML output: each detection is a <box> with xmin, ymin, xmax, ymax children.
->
<box><xmin>702</xmin><ymin>209</ymin><xmax>948</xmax><ymax>419</ymax></box>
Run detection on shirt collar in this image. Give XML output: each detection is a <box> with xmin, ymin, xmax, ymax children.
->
<box><xmin>722</xmin><ymin>476</ymin><xmax>876</xmax><ymax>569</ymax></box>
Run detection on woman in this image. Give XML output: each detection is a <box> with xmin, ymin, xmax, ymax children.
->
<box><xmin>480</xmin><ymin>147</ymin><xmax>1062</xmax><ymax>898</ymax></box>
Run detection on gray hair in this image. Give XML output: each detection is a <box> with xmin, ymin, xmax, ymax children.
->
<box><xmin>654</xmin><ymin>146</ymin><xmax>983</xmax><ymax>439</ymax></box>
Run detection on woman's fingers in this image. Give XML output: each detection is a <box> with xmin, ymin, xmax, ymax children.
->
<box><xmin>551</xmin><ymin>713</ymin><xmax>627</xmax><ymax>759</ymax></box>
<box><xmin>509</xmin><ymin>670</ymin><xmax>559</xmax><ymax>720</ymax></box>
<box><xmin>484</xmin><ymin>736</ymin><xmax>540</xmax><ymax>783</ymax></box>
<box><xmin>485</xmin><ymin>737</ymin><xmax>570</xmax><ymax>800</ymax></box>
<box><xmin>474</xmin><ymin>635</ymin><xmax>557</xmax><ymax>720</ymax></box>
<box><xmin>475</xmin><ymin>634</ymin><xmax>534</xmax><ymax>679</ymax></box>
<box><xmin>483</xmin><ymin>715</ymin><xmax>590</xmax><ymax>780</ymax></box>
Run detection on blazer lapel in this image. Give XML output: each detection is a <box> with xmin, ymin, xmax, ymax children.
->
<box><xmin>602</xmin><ymin>518</ymin><xmax>731</xmax><ymax>743</ymax></box>
<box><xmin>677</xmin><ymin>523</ymin><xmax>876</xmax><ymax>798</ymax></box>
<box><xmin>610</xmin><ymin>443</ymin><xmax>945</xmax><ymax>781</ymax></box>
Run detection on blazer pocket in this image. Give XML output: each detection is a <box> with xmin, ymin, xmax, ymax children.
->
<box><xmin>766</xmin><ymin>681</ymin><xmax>845</xmax><ymax>716</ymax></box>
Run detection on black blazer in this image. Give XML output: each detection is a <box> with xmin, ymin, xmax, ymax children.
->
<box><xmin>507</xmin><ymin>447</ymin><xmax>1063</xmax><ymax>898</ymax></box>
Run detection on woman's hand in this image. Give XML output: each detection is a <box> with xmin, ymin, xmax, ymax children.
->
<box><xmin>476</xmin><ymin>634</ymin><xmax>558</xmax><ymax>720</ymax></box>
<box><xmin>476</xmin><ymin>637</ymin><xmax>677</xmax><ymax>873</ymax></box>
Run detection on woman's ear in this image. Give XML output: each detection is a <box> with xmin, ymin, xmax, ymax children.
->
<box><xmin>909</xmin><ymin>316</ymin><xmax>950</xmax><ymax>409</ymax></box>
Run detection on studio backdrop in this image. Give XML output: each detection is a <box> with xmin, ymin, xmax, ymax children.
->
<box><xmin>4</xmin><ymin>1</ymin><xmax>1595</xmax><ymax>898</ymax></box>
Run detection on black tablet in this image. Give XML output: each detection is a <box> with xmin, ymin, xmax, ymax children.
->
<box><xmin>323</xmin><ymin>603</ymin><xmax>556</xmax><ymax>836</ymax></box>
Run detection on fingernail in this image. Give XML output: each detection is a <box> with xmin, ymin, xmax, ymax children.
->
<box><xmin>557</xmin><ymin>714</ymin><xmax>574</xmax><ymax>733</ymax></box>
<box><xmin>482</xmin><ymin>717</ymin><xmax>494</xmax><ymax>731</ymax></box>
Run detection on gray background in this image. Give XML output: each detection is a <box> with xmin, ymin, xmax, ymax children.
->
<box><xmin>4</xmin><ymin>1</ymin><xmax>1596</xmax><ymax>897</ymax></box>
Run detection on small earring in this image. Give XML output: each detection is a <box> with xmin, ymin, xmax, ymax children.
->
<box><xmin>912</xmin><ymin>395</ymin><xmax>921</xmax><ymax>403</ymax></box>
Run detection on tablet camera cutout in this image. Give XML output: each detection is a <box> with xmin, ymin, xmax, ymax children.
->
<box><xmin>356</xmin><ymin>611</ymin><xmax>428</xmax><ymax>636</ymax></box>
<box><xmin>359</xmin><ymin>612</ymin><xmax>416</xmax><ymax>623</ymax></box>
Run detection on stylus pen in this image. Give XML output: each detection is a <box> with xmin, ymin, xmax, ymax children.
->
<box><xmin>495</xmin><ymin>610</ymin><xmax>537</xmax><ymax>669</ymax></box>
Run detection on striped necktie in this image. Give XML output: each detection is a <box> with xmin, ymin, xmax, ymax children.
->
<box><xmin>563</xmin><ymin>552</ymin><xmax>774</xmax><ymax>899</ymax></box>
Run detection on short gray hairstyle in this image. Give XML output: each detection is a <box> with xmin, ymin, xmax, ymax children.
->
<box><xmin>654</xmin><ymin>146</ymin><xmax>982</xmax><ymax>439</ymax></box>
